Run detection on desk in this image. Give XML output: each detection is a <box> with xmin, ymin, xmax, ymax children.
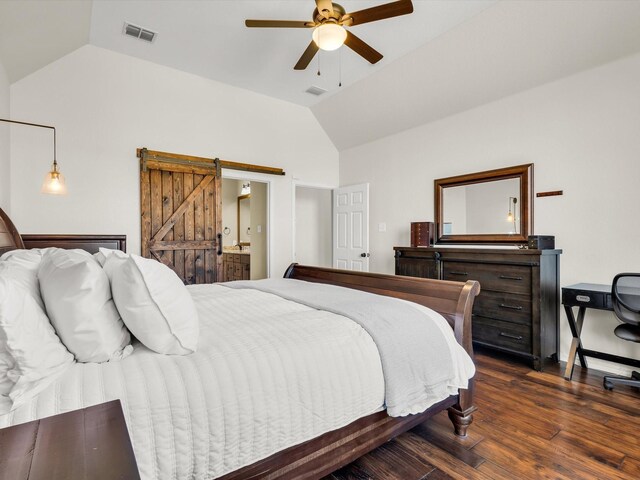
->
<box><xmin>0</xmin><ymin>400</ymin><xmax>140</xmax><ymax>480</ymax></box>
<box><xmin>562</xmin><ymin>283</ymin><xmax>640</xmax><ymax>380</ymax></box>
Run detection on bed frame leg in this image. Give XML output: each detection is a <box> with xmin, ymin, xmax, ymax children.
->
<box><xmin>447</xmin><ymin>405</ymin><xmax>476</xmax><ymax>437</ymax></box>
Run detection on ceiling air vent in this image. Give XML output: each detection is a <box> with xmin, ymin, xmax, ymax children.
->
<box><xmin>123</xmin><ymin>22</ymin><xmax>157</xmax><ymax>43</ymax></box>
<box><xmin>306</xmin><ymin>85</ymin><xmax>327</xmax><ymax>96</ymax></box>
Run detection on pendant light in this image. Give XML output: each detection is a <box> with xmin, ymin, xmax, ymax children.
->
<box><xmin>41</xmin><ymin>159</ymin><xmax>67</xmax><ymax>195</ymax></box>
<box><xmin>507</xmin><ymin>197</ymin><xmax>517</xmax><ymax>232</ymax></box>
<box><xmin>0</xmin><ymin>118</ymin><xmax>67</xmax><ymax>195</ymax></box>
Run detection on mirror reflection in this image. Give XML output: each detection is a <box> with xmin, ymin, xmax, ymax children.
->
<box><xmin>442</xmin><ymin>178</ymin><xmax>521</xmax><ymax>235</ymax></box>
<box><xmin>434</xmin><ymin>163</ymin><xmax>533</xmax><ymax>244</ymax></box>
<box><xmin>238</xmin><ymin>194</ymin><xmax>251</xmax><ymax>245</ymax></box>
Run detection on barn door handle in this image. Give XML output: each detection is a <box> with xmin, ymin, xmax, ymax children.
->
<box><xmin>217</xmin><ymin>233</ymin><xmax>222</xmax><ymax>256</ymax></box>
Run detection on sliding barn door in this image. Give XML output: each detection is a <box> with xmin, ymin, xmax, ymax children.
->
<box><xmin>139</xmin><ymin>149</ymin><xmax>223</xmax><ymax>284</ymax></box>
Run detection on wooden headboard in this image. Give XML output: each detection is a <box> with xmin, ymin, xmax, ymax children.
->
<box><xmin>21</xmin><ymin>235</ymin><xmax>126</xmax><ymax>254</ymax></box>
<box><xmin>0</xmin><ymin>208</ymin><xmax>126</xmax><ymax>255</ymax></box>
<box><xmin>0</xmin><ymin>208</ymin><xmax>25</xmax><ymax>255</ymax></box>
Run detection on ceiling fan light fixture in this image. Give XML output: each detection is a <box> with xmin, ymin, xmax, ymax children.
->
<box><xmin>312</xmin><ymin>23</ymin><xmax>347</xmax><ymax>51</ymax></box>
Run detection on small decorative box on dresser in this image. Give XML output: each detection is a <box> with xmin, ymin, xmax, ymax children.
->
<box><xmin>223</xmin><ymin>252</ymin><xmax>250</xmax><ymax>281</ymax></box>
<box><xmin>394</xmin><ymin>246</ymin><xmax>562</xmax><ymax>370</ymax></box>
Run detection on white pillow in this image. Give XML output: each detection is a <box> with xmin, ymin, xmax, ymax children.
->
<box><xmin>0</xmin><ymin>318</ymin><xmax>14</xmax><ymax>412</ymax></box>
<box><xmin>38</xmin><ymin>248</ymin><xmax>132</xmax><ymax>363</ymax></box>
<box><xmin>93</xmin><ymin>249</ymin><xmax>109</xmax><ymax>267</ymax></box>
<box><xmin>0</xmin><ymin>272</ymin><xmax>74</xmax><ymax>410</ymax></box>
<box><xmin>104</xmin><ymin>252</ymin><xmax>199</xmax><ymax>355</ymax></box>
<box><xmin>0</xmin><ymin>249</ymin><xmax>47</xmax><ymax>308</ymax></box>
<box><xmin>0</xmin><ymin>250</ymin><xmax>48</xmax><ymax>408</ymax></box>
<box><xmin>0</xmin><ymin>349</ymin><xmax>14</xmax><ymax>396</ymax></box>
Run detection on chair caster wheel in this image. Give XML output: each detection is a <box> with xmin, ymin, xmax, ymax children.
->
<box><xmin>603</xmin><ymin>379</ymin><xmax>614</xmax><ymax>391</ymax></box>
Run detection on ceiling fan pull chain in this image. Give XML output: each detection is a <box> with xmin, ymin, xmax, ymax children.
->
<box><xmin>338</xmin><ymin>47</ymin><xmax>342</xmax><ymax>87</ymax></box>
<box><xmin>317</xmin><ymin>28</ymin><xmax>321</xmax><ymax>76</ymax></box>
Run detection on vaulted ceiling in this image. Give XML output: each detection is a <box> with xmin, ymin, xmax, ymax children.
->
<box><xmin>1</xmin><ymin>1</ymin><xmax>640</xmax><ymax>151</ymax></box>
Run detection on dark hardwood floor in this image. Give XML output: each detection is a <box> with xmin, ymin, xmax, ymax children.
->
<box><xmin>325</xmin><ymin>350</ymin><xmax>640</xmax><ymax>480</ymax></box>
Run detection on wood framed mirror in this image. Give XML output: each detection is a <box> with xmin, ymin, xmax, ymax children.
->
<box><xmin>237</xmin><ymin>193</ymin><xmax>251</xmax><ymax>246</ymax></box>
<box><xmin>435</xmin><ymin>164</ymin><xmax>533</xmax><ymax>244</ymax></box>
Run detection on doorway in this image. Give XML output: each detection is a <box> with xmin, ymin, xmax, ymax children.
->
<box><xmin>332</xmin><ymin>183</ymin><xmax>370</xmax><ymax>272</ymax></box>
<box><xmin>221</xmin><ymin>178</ymin><xmax>268</xmax><ymax>280</ymax></box>
<box><xmin>294</xmin><ymin>185</ymin><xmax>332</xmax><ymax>268</ymax></box>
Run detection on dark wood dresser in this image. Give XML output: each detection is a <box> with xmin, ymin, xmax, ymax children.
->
<box><xmin>394</xmin><ymin>246</ymin><xmax>561</xmax><ymax>370</ymax></box>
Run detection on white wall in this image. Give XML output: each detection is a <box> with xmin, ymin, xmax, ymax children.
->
<box><xmin>295</xmin><ymin>186</ymin><xmax>332</xmax><ymax>268</ymax></box>
<box><xmin>9</xmin><ymin>45</ymin><xmax>339</xmax><ymax>277</ymax></box>
<box><xmin>249</xmin><ymin>182</ymin><xmax>267</xmax><ymax>280</ymax></box>
<box><xmin>340</xmin><ymin>53</ymin><xmax>640</xmax><ymax>373</ymax></box>
<box><xmin>0</xmin><ymin>60</ymin><xmax>9</xmax><ymax>211</ymax></box>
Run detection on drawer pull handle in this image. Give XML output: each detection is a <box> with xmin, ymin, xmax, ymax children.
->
<box><xmin>499</xmin><ymin>303</ymin><xmax>523</xmax><ymax>311</ymax></box>
<box><xmin>449</xmin><ymin>271</ymin><xmax>468</xmax><ymax>276</ymax></box>
<box><xmin>499</xmin><ymin>332</ymin><xmax>523</xmax><ymax>341</ymax></box>
<box><xmin>499</xmin><ymin>275</ymin><xmax>523</xmax><ymax>281</ymax></box>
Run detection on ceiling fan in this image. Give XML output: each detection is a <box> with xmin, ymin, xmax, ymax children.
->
<box><xmin>245</xmin><ymin>0</ymin><xmax>414</xmax><ymax>70</ymax></box>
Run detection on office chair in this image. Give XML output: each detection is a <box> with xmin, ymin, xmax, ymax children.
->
<box><xmin>603</xmin><ymin>273</ymin><xmax>640</xmax><ymax>391</ymax></box>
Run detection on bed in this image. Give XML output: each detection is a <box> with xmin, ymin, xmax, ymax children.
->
<box><xmin>0</xmin><ymin>208</ymin><xmax>480</xmax><ymax>480</ymax></box>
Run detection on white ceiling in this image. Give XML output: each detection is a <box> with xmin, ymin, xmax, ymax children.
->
<box><xmin>1</xmin><ymin>1</ymin><xmax>640</xmax><ymax>151</ymax></box>
<box><xmin>88</xmin><ymin>1</ymin><xmax>496</xmax><ymax>107</ymax></box>
<box><xmin>313</xmin><ymin>0</ymin><xmax>640</xmax><ymax>150</ymax></box>
<box><xmin>0</xmin><ymin>1</ymin><xmax>91</xmax><ymax>83</ymax></box>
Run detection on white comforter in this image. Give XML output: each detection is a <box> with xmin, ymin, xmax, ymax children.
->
<box><xmin>1</xmin><ymin>284</ymin><xmax>386</xmax><ymax>479</ymax></box>
<box><xmin>0</xmin><ymin>283</ymin><xmax>472</xmax><ymax>479</ymax></box>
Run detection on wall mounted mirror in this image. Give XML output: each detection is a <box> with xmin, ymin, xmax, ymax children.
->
<box><xmin>435</xmin><ymin>164</ymin><xmax>533</xmax><ymax>244</ymax></box>
<box><xmin>237</xmin><ymin>193</ymin><xmax>251</xmax><ymax>246</ymax></box>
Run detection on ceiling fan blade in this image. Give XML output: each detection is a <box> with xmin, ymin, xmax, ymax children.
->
<box><xmin>346</xmin><ymin>0</ymin><xmax>413</xmax><ymax>26</ymax></box>
<box><xmin>294</xmin><ymin>41</ymin><xmax>320</xmax><ymax>70</ymax></box>
<box><xmin>245</xmin><ymin>20</ymin><xmax>314</xmax><ymax>28</ymax></box>
<box><xmin>344</xmin><ymin>31</ymin><xmax>383</xmax><ymax>65</ymax></box>
<box><xmin>315</xmin><ymin>0</ymin><xmax>335</xmax><ymax>18</ymax></box>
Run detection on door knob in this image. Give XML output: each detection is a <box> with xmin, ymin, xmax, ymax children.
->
<box><xmin>360</xmin><ymin>253</ymin><xmax>370</xmax><ymax>258</ymax></box>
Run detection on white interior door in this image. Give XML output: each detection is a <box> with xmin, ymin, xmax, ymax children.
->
<box><xmin>333</xmin><ymin>183</ymin><xmax>369</xmax><ymax>272</ymax></box>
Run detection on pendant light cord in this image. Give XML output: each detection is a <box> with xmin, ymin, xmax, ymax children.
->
<box><xmin>0</xmin><ymin>118</ymin><xmax>56</xmax><ymax>165</ymax></box>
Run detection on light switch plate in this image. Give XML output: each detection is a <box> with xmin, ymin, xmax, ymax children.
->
<box><xmin>378</xmin><ymin>222</ymin><xmax>387</xmax><ymax>232</ymax></box>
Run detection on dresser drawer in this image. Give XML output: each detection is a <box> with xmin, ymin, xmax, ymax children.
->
<box><xmin>443</xmin><ymin>262</ymin><xmax>531</xmax><ymax>294</ymax></box>
<box><xmin>473</xmin><ymin>316</ymin><xmax>532</xmax><ymax>354</ymax></box>
<box><xmin>242</xmin><ymin>264</ymin><xmax>250</xmax><ymax>280</ymax></box>
<box><xmin>396</xmin><ymin>256</ymin><xmax>437</xmax><ymax>279</ymax></box>
<box><xmin>474</xmin><ymin>291</ymin><xmax>532</xmax><ymax>326</ymax></box>
<box><xmin>562</xmin><ymin>287</ymin><xmax>612</xmax><ymax>310</ymax></box>
<box><xmin>234</xmin><ymin>263</ymin><xmax>243</xmax><ymax>277</ymax></box>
